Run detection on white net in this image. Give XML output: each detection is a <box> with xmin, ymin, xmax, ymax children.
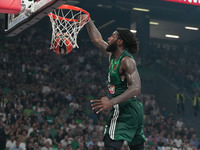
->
<box><xmin>48</xmin><ymin>5</ymin><xmax>90</xmax><ymax>52</ymax></box>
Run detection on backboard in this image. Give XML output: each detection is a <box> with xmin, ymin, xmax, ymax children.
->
<box><xmin>3</xmin><ymin>0</ymin><xmax>68</xmax><ymax>37</ymax></box>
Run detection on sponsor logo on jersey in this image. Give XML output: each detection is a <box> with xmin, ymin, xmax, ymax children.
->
<box><xmin>113</xmin><ymin>64</ymin><xmax>117</xmax><ymax>71</ymax></box>
<box><xmin>108</xmin><ymin>85</ymin><xmax>115</xmax><ymax>94</ymax></box>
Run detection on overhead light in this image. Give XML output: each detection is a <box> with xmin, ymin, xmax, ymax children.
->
<box><xmin>130</xmin><ymin>30</ymin><xmax>137</xmax><ymax>33</ymax></box>
<box><xmin>185</xmin><ymin>26</ymin><xmax>199</xmax><ymax>31</ymax></box>
<box><xmin>132</xmin><ymin>7</ymin><xmax>150</xmax><ymax>12</ymax></box>
<box><xmin>150</xmin><ymin>22</ymin><xmax>159</xmax><ymax>25</ymax></box>
<box><xmin>97</xmin><ymin>4</ymin><xmax>103</xmax><ymax>7</ymax></box>
<box><xmin>165</xmin><ymin>34</ymin><xmax>179</xmax><ymax>39</ymax></box>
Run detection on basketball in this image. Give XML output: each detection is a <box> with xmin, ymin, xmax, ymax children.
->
<box><xmin>53</xmin><ymin>34</ymin><xmax>73</xmax><ymax>54</ymax></box>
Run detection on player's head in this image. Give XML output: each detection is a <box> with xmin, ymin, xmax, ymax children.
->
<box><xmin>116</xmin><ymin>28</ymin><xmax>139</xmax><ymax>55</ymax></box>
<box><xmin>106</xmin><ymin>31</ymin><xmax>118</xmax><ymax>53</ymax></box>
<box><xmin>106</xmin><ymin>40</ymin><xmax>118</xmax><ymax>53</ymax></box>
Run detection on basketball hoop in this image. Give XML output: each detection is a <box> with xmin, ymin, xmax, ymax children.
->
<box><xmin>48</xmin><ymin>5</ymin><xmax>90</xmax><ymax>53</ymax></box>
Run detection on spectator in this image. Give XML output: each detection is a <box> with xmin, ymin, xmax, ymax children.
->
<box><xmin>11</xmin><ymin>139</ymin><xmax>23</xmax><ymax>150</ymax></box>
<box><xmin>77</xmin><ymin>141</ymin><xmax>86</xmax><ymax>150</ymax></box>
<box><xmin>29</xmin><ymin>123</ymin><xmax>39</xmax><ymax>138</ymax></box>
<box><xmin>41</xmin><ymin>141</ymin><xmax>53</xmax><ymax>150</ymax></box>
<box><xmin>173</xmin><ymin>135</ymin><xmax>182</xmax><ymax>149</ymax></box>
<box><xmin>97</xmin><ymin>135</ymin><xmax>104</xmax><ymax>149</ymax></box>
<box><xmin>23</xmin><ymin>104</ymin><xmax>33</xmax><ymax>118</ymax></box>
<box><xmin>160</xmin><ymin>107</ymin><xmax>169</xmax><ymax>118</ymax></box>
<box><xmin>161</xmin><ymin>142</ymin><xmax>171</xmax><ymax>150</ymax></box>
<box><xmin>0</xmin><ymin>107</ymin><xmax>6</xmax><ymax>121</ymax></box>
<box><xmin>6</xmin><ymin>135</ymin><xmax>16</xmax><ymax>150</ymax></box>
<box><xmin>192</xmin><ymin>92</ymin><xmax>200</xmax><ymax>116</ymax></box>
<box><xmin>48</xmin><ymin>124</ymin><xmax>58</xmax><ymax>139</ymax></box>
<box><xmin>33</xmin><ymin>142</ymin><xmax>41</xmax><ymax>150</ymax></box>
<box><xmin>176</xmin><ymin>118</ymin><xmax>184</xmax><ymax>132</ymax></box>
<box><xmin>171</xmin><ymin>142</ymin><xmax>179</xmax><ymax>150</ymax></box>
<box><xmin>8</xmin><ymin>109</ymin><xmax>18</xmax><ymax>124</ymax></box>
<box><xmin>175</xmin><ymin>91</ymin><xmax>185</xmax><ymax>115</ymax></box>
<box><xmin>54</xmin><ymin>143</ymin><xmax>64</xmax><ymax>150</ymax></box>
<box><xmin>18</xmin><ymin>137</ymin><xmax>26</xmax><ymax>150</ymax></box>
<box><xmin>43</xmin><ymin>132</ymin><xmax>52</xmax><ymax>146</ymax></box>
<box><xmin>71</xmin><ymin>136</ymin><xmax>79</xmax><ymax>150</ymax></box>
<box><xmin>190</xmin><ymin>134</ymin><xmax>199</xmax><ymax>148</ymax></box>
<box><xmin>60</xmin><ymin>135</ymin><xmax>68</xmax><ymax>149</ymax></box>
<box><xmin>0</xmin><ymin>119</ymin><xmax>6</xmax><ymax>149</ymax></box>
<box><xmin>187</xmin><ymin>128</ymin><xmax>195</xmax><ymax>140</ymax></box>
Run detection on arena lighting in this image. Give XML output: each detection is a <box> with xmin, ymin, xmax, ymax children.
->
<box><xmin>185</xmin><ymin>26</ymin><xmax>199</xmax><ymax>30</ymax></box>
<box><xmin>132</xmin><ymin>7</ymin><xmax>150</xmax><ymax>12</ymax></box>
<box><xmin>165</xmin><ymin>34</ymin><xmax>180</xmax><ymax>39</ymax></box>
<box><xmin>150</xmin><ymin>21</ymin><xmax>159</xmax><ymax>25</ymax></box>
<box><xmin>130</xmin><ymin>30</ymin><xmax>137</xmax><ymax>33</ymax></box>
<box><xmin>97</xmin><ymin>4</ymin><xmax>103</xmax><ymax>7</ymax></box>
<box><xmin>163</xmin><ymin>0</ymin><xmax>200</xmax><ymax>6</ymax></box>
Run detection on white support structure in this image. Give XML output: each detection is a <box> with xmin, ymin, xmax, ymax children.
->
<box><xmin>6</xmin><ymin>0</ymin><xmax>55</xmax><ymax>32</ymax></box>
<box><xmin>5</xmin><ymin>0</ymin><xmax>66</xmax><ymax>37</ymax></box>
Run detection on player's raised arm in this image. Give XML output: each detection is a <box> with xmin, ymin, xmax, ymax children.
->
<box><xmin>79</xmin><ymin>15</ymin><xmax>110</xmax><ymax>56</ymax></box>
<box><xmin>86</xmin><ymin>19</ymin><xmax>109</xmax><ymax>56</ymax></box>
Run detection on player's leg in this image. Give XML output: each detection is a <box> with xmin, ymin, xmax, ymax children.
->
<box><xmin>128</xmin><ymin>101</ymin><xmax>146</xmax><ymax>150</ymax></box>
<box><xmin>104</xmin><ymin>134</ymin><xmax>124</xmax><ymax>150</ymax></box>
<box><xmin>129</xmin><ymin>142</ymin><xmax>144</xmax><ymax>150</ymax></box>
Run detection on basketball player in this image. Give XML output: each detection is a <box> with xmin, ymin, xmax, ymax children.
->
<box><xmin>80</xmin><ymin>15</ymin><xmax>146</xmax><ymax>150</ymax></box>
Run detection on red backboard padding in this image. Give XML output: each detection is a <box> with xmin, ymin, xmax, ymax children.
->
<box><xmin>0</xmin><ymin>0</ymin><xmax>21</xmax><ymax>14</ymax></box>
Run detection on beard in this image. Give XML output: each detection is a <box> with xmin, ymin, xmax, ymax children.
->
<box><xmin>106</xmin><ymin>40</ymin><xmax>117</xmax><ymax>53</ymax></box>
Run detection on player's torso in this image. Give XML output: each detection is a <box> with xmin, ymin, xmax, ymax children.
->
<box><xmin>108</xmin><ymin>50</ymin><xmax>133</xmax><ymax>97</ymax></box>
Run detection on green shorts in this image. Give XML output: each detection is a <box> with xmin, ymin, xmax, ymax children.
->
<box><xmin>104</xmin><ymin>99</ymin><xmax>146</xmax><ymax>146</ymax></box>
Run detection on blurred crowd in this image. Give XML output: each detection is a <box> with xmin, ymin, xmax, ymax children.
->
<box><xmin>0</xmin><ymin>27</ymin><xmax>200</xmax><ymax>150</ymax></box>
<box><xmin>141</xmin><ymin>95</ymin><xmax>200</xmax><ymax>150</ymax></box>
<box><xmin>147</xmin><ymin>42</ymin><xmax>200</xmax><ymax>92</ymax></box>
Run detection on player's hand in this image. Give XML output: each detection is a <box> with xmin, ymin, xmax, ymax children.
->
<box><xmin>77</xmin><ymin>14</ymin><xmax>90</xmax><ymax>26</ymax></box>
<box><xmin>91</xmin><ymin>97</ymin><xmax>113</xmax><ymax>114</ymax></box>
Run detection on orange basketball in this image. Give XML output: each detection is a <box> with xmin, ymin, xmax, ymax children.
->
<box><xmin>53</xmin><ymin>34</ymin><xmax>73</xmax><ymax>54</ymax></box>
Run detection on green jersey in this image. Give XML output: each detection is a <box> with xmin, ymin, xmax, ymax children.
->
<box><xmin>105</xmin><ymin>50</ymin><xmax>145</xmax><ymax>146</ymax></box>
<box><xmin>108</xmin><ymin>50</ymin><xmax>134</xmax><ymax>98</ymax></box>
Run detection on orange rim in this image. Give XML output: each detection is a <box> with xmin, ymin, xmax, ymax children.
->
<box><xmin>48</xmin><ymin>5</ymin><xmax>90</xmax><ymax>22</ymax></box>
